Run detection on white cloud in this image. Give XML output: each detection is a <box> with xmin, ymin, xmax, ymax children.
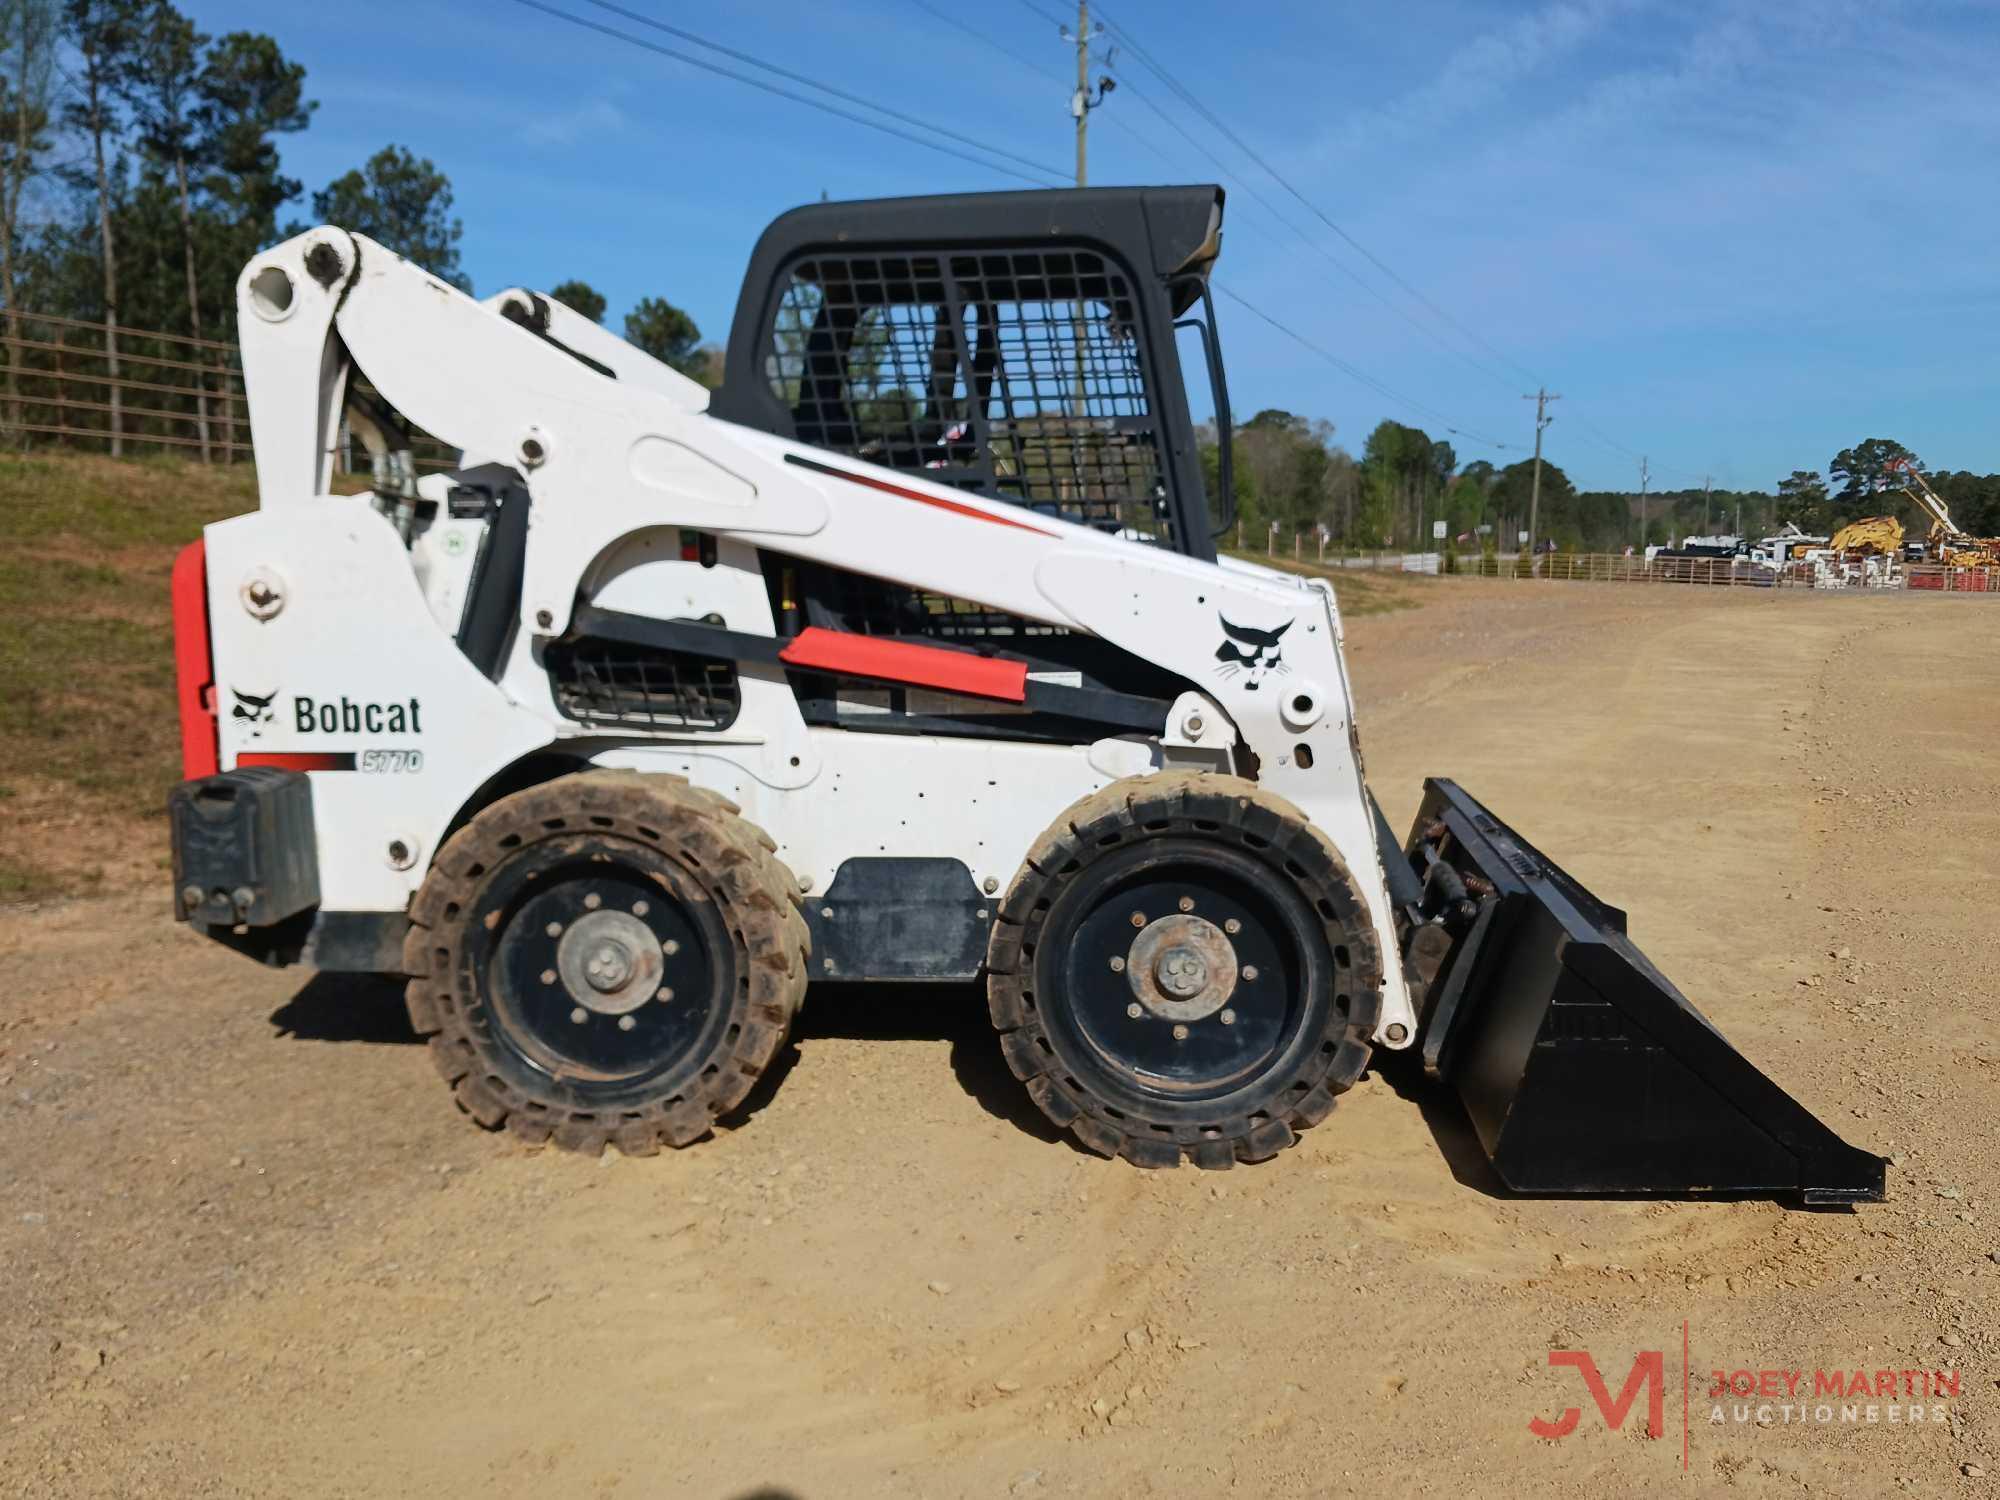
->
<box><xmin>519</xmin><ymin>98</ymin><xmax>627</xmax><ymax>148</ymax></box>
<box><xmin>1297</xmin><ymin>0</ymin><xmax>1647</xmax><ymax>170</ymax></box>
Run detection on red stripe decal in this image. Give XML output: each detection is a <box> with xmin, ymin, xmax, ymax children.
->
<box><xmin>237</xmin><ymin>752</ymin><xmax>357</xmax><ymax>772</ymax></box>
<box><xmin>171</xmin><ymin>539</ymin><xmax>218</xmax><ymax>779</ymax></box>
<box><xmin>778</xmin><ymin>626</ymin><xmax>1028</xmax><ymax>702</ymax></box>
<box><xmin>786</xmin><ymin>453</ymin><xmax>1058</xmax><ymax>536</ymax></box>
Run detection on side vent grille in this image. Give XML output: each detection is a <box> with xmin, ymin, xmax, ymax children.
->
<box><xmin>545</xmin><ymin>637</ymin><xmax>741</xmax><ymax>731</ymax></box>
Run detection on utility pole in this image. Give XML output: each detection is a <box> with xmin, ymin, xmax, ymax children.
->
<box><xmin>1702</xmin><ymin>475</ymin><xmax>1713</xmax><ymax>535</ymax></box>
<box><xmin>1522</xmin><ymin>387</ymin><xmax>1559</xmax><ymax>570</ymax></box>
<box><xmin>1638</xmin><ymin>455</ymin><xmax>1649</xmax><ymax>551</ymax></box>
<box><xmin>1073</xmin><ymin>1</ymin><xmax>1090</xmax><ymax>186</ymax></box>
<box><xmin>1061</xmin><ymin>2</ymin><xmax>1115</xmax><ymax>187</ymax></box>
<box><xmin>1059</xmin><ymin>5</ymin><xmax>1114</xmax><ymax>427</ymax></box>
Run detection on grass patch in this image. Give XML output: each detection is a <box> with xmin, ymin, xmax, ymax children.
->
<box><xmin>0</xmin><ymin>453</ymin><xmax>254</xmax><ymax>898</ymax></box>
<box><xmin>0</xmin><ymin>451</ymin><xmax>257</xmax><ymax>550</ymax></box>
<box><xmin>1222</xmin><ymin>549</ymin><xmax>1429</xmax><ymax>617</ymax></box>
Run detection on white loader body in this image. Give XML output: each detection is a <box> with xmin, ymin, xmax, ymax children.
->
<box><xmin>199</xmin><ymin>225</ymin><xmax>1415</xmax><ymax>1047</ymax></box>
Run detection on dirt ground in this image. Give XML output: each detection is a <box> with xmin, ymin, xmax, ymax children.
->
<box><xmin>2</xmin><ymin>580</ymin><xmax>1994</xmax><ymax>1498</ymax></box>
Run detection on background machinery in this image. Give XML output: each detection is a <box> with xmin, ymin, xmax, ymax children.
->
<box><xmin>1827</xmin><ymin>515</ymin><xmax>1904</xmax><ymax>556</ymax></box>
<box><xmin>1888</xmin><ymin>455</ymin><xmax>2000</xmax><ymax>567</ymax></box>
<box><xmin>167</xmin><ymin>187</ymin><xmax>1882</xmax><ymax>1200</ymax></box>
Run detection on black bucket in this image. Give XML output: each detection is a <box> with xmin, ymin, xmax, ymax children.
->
<box><xmin>1397</xmin><ymin>779</ymin><xmax>1884</xmax><ymax>1203</ymax></box>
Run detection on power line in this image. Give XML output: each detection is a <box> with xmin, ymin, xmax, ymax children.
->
<box><xmin>909</xmin><ymin>0</ymin><xmax>1065</xmax><ymax>86</ymax></box>
<box><xmin>905</xmin><ymin>0</ymin><xmax>1185</xmax><ymax>174</ymax></box>
<box><xmin>1012</xmin><ymin>0</ymin><xmax>1071</xmax><ymax>29</ymax></box>
<box><xmin>508</xmin><ymin>0</ymin><xmax>1068</xmax><ymax>188</ymax></box>
<box><xmin>574</xmin><ymin>0</ymin><xmax>1071</xmax><ymax>184</ymax></box>
<box><xmin>516</xmin><ymin>0</ymin><xmax>1514</xmax><ymax>464</ymax></box>
<box><xmin>1101</xmin><ymin>62</ymin><xmax>1525</xmax><ymax>396</ymax></box>
<box><xmin>1103</xmin><ymin>69</ymin><xmax>1485</xmax><ymax>369</ymax></box>
<box><xmin>1095</xmin><ymin>5</ymin><xmax>1696</xmax><ymax>487</ymax></box>
<box><xmin>1567</xmin><ymin>411</ymin><xmax>1703</xmax><ymax>483</ymax></box>
<box><xmin>1217</xmin><ymin>285</ymin><xmax>1513</xmax><ymax>452</ymax></box>
<box><xmin>1097</xmin><ymin>4</ymin><xmax>1535</xmax><ymax>389</ymax></box>
<box><xmin>1083</xmin><ymin>68</ymin><xmax>1521</xmax><ymax>452</ymax></box>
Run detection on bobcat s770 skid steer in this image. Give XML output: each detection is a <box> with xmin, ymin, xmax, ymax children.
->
<box><xmin>168</xmin><ymin>186</ymin><xmax>1882</xmax><ymax>1200</ymax></box>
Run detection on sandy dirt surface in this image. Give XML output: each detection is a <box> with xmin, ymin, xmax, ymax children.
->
<box><xmin>2</xmin><ymin>581</ymin><xmax>1994</xmax><ymax>1497</ymax></box>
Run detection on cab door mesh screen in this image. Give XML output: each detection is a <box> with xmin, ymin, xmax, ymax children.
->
<box><xmin>764</xmin><ymin>248</ymin><xmax>1171</xmax><ymax>546</ymax></box>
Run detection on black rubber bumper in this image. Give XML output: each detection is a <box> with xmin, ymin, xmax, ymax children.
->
<box><xmin>168</xmin><ymin>768</ymin><xmax>408</xmax><ymax>972</ymax></box>
<box><xmin>169</xmin><ymin>768</ymin><xmax>320</xmax><ymax>927</ymax></box>
<box><xmin>1400</xmin><ymin>778</ymin><xmax>1886</xmax><ymax>1204</ymax></box>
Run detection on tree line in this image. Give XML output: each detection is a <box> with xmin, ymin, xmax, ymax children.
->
<box><xmin>1199</xmin><ymin>413</ymin><xmax>2000</xmax><ymax>554</ymax></box>
<box><xmin>0</xmin><ymin>0</ymin><xmax>718</xmax><ymax>457</ymax></box>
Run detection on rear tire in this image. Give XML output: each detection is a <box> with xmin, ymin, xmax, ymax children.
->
<box><xmin>402</xmin><ymin>771</ymin><xmax>808</xmax><ymax>1156</ymax></box>
<box><xmin>986</xmin><ymin>771</ymin><xmax>1382</xmax><ymax>1168</ymax></box>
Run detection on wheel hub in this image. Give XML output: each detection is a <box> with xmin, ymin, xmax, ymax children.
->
<box><xmin>1155</xmin><ymin>946</ymin><xmax>1209</xmax><ymax>996</ymax></box>
<box><xmin>557</xmin><ymin>909</ymin><xmax>663</xmax><ymax>1016</ymax></box>
<box><xmin>1127</xmin><ymin>913</ymin><xmax>1238</xmax><ymax>1022</ymax></box>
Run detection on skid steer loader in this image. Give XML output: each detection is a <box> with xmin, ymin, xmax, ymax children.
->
<box><xmin>168</xmin><ymin>185</ymin><xmax>1882</xmax><ymax>1200</ymax></box>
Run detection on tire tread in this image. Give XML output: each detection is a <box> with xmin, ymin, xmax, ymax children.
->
<box><xmin>401</xmin><ymin>771</ymin><xmax>808</xmax><ymax>1157</ymax></box>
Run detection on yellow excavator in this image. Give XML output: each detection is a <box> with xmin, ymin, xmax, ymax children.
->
<box><xmin>1887</xmin><ymin>457</ymin><xmax>2000</xmax><ymax>567</ymax></box>
<box><xmin>1827</xmin><ymin>514</ymin><xmax>1903</xmax><ymax>555</ymax></box>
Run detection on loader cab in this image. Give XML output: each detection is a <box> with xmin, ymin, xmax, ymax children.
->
<box><xmin>712</xmin><ymin>185</ymin><xmax>1231</xmax><ymax>562</ymax></box>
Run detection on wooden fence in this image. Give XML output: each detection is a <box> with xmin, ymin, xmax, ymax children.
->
<box><xmin>0</xmin><ymin>308</ymin><xmax>249</xmax><ymax>462</ymax></box>
<box><xmin>1449</xmin><ymin>552</ymin><xmax>1783</xmax><ymax>585</ymax></box>
<box><xmin>0</xmin><ymin>308</ymin><xmax>466</xmax><ymax>473</ymax></box>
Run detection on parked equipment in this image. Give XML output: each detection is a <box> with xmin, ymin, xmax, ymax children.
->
<box><xmin>1827</xmin><ymin>515</ymin><xmax>1904</xmax><ymax>557</ymax></box>
<box><xmin>169</xmin><ymin>188</ymin><xmax>1882</xmax><ymax>1200</ymax></box>
<box><xmin>1748</xmin><ymin>523</ymin><xmax>1829</xmax><ymax>568</ymax></box>
<box><xmin>1888</xmin><ymin>458</ymin><xmax>2000</xmax><ymax>567</ymax></box>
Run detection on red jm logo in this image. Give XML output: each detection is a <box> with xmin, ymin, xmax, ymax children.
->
<box><xmin>1530</xmin><ymin>1350</ymin><xmax>1666</xmax><ymax>1440</ymax></box>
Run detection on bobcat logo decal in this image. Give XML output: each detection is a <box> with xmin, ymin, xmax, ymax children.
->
<box><xmin>231</xmin><ymin>687</ymin><xmax>277</xmax><ymax>738</ymax></box>
<box><xmin>1213</xmin><ymin>615</ymin><xmax>1292</xmax><ymax>691</ymax></box>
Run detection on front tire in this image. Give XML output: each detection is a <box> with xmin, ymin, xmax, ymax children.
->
<box><xmin>402</xmin><ymin>771</ymin><xmax>808</xmax><ymax>1156</ymax></box>
<box><xmin>986</xmin><ymin>771</ymin><xmax>1383</xmax><ymax>1168</ymax></box>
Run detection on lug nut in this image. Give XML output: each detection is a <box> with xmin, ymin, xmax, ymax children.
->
<box><xmin>656</xmin><ymin>987</ymin><xmax>674</xmax><ymax>1003</ymax></box>
<box><xmin>1220</xmin><ymin>1008</ymin><xmax>1236</xmax><ymax>1025</ymax></box>
<box><xmin>1130</xmin><ymin>911</ymin><xmax>1147</xmax><ymax>928</ymax></box>
<box><xmin>617</xmin><ymin>1015</ymin><xmax>636</xmax><ymax>1032</ymax></box>
<box><xmin>540</xmin><ymin>969</ymin><xmax>557</xmax><ymax>986</ymax></box>
<box><xmin>633</xmin><ymin>900</ymin><xmax>650</xmax><ymax>917</ymax></box>
<box><xmin>181</xmin><ymin>884</ymin><xmax>204</xmax><ymax>911</ymax></box>
<box><xmin>1224</xmin><ymin>918</ymin><xmax>1241</xmax><ymax>935</ymax></box>
<box><xmin>1171</xmin><ymin>1024</ymin><xmax>1189</xmax><ymax>1041</ymax></box>
<box><xmin>1126</xmin><ymin>1002</ymin><xmax>1143</xmax><ymax>1019</ymax></box>
<box><xmin>546</xmin><ymin>921</ymin><xmax>563</xmax><ymax>937</ymax></box>
<box><xmin>662</xmin><ymin>939</ymin><xmax>680</xmax><ymax>956</ymax></box>
<box><xmin>1178</xmin><ymin>896</ymin><xmax>1195</xmax><ymax>912</ymax></box>
<box><xmin>1242</xmin><ymin>965</ymin><xmax>1259</xmax><ymax>982</ymax></box>
<box><xmin>569</xmin><ymin>1007</ymin><xmax>588</xmax><ymax>1024</ymax></box>
<box><xmin>583</xmin><ymin>892</ymin><xmax>602</xmax><ymax>910</ymax></box>
<box><xmin>1109</xmin><ymin>955</ymin><xmax>1125</xmax><ymax>973</ymax></box>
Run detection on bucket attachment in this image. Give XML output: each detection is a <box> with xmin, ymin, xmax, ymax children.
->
<box><xmin>1396</xmin><ymin>779</ymin><xmax>1884</xmax><ymax>1203</ymax></box>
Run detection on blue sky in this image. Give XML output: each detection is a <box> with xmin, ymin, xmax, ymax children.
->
<box><xmin>194</xmin><ymin>0</ymin><xmax>2000</xmax><ymax>492</ymax></box>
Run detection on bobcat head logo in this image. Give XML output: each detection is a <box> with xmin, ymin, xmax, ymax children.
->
<box><xmin>231</xmin><ymin>687</ymin><xmax>277</xmax><ymax>739</ymax></box>
<box><xmin>1214</xmin><ymin>616</ymin><xmax>1292</xmax><ymax>691</ymax></box>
